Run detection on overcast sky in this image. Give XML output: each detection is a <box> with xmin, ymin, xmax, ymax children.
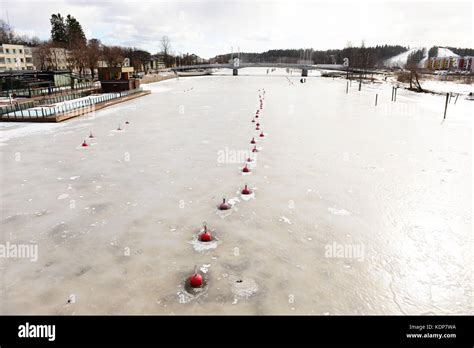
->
<box><xmin>2</xmin><ymin>0</ymin><xmax>473</xmax><ymax>58</ymax></box>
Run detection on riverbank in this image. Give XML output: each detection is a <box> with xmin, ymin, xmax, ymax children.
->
<box><xmin>140</xmin><ymin>72</ymin><xmax>177</xmax><ymax>84</ymax></box>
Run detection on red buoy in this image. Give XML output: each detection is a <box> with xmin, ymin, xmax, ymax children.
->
<box><xmin>255</xmin><ymin>115</ymin><xmax>259</xmax><ymax>118</ymax></box>
<box><xmin>242</xmin><ymin>163</ymin><xmax>251</xmax><ymax>173</ymax></box>
<box><xmin>125</xmin><ymin>121</ymin><xmax>130</xmax><ymax>124</ymax></box>
<box><xmin>252</xmin><ymin>146</ymin><xmax>258</xmax><ymax>153</ymax></box>
<box><xmin>82</xmin><ymin>140</ymin><xmax>88</xmax><ymax>147</ymax></box>
<box><xmin>252</xmin><ymin>118</ymin><xmax>256</xmax><ymax>123</ymax></box>
<box><xmin>250</xmin><ymin>137</ymin><xmax>256</xmax><ymax>144</ymax></box>
<box><xmin>246</xmin><ymin>157</ymin><xmax>253</xmax><ymax>162</ymax></box>
<box><xmin>219</xmin><ymin>198</ymin><xmax>230</xmax><ymax>210</ymax></box>
<box><xmin>199</xmin><ymin>225</ymin><xmax>212</xmax><ymax>242</ymax></box>
<box><xmin>259</xmin><ymin>131</ymin><xmax>265</xmax><ymax>138</ymax></box>
<box><xmin>256</xmin><ymin>122</ymin><xmax>260</xmax><ymax>127</ymax></box>
<box><xmin>241</xmin><ymin>184</ymin><xmax>252</xmax><ymax>195</ymax></box>
<box><xmin>89</xmin><ymin>132</ymin><xmax>94</xmax><ymax>138</ymax></box>
<box><xmin>256</xmin><ymin>126</ymin><xmax>260</xmax><ymax>130</ymax></box>
<box><xmin>188</xmin><ymin>267</ymin><xmax>203</xmax><ymax>288</ymax></box>
<box><xmin>117</xmin><ymin>124</ymin><xmax>122</xmax><ymax>131</ymax></box>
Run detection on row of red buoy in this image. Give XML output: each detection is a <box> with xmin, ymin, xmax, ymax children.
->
<box><xmin>187</xmin><ymin>89</ymin><xmax>266</xmax><ymax>289</ymax></box>
<box><xmin>81</xmin><ymin>122</ymin><xmax>130</xmax><ymax>147</ymax></box>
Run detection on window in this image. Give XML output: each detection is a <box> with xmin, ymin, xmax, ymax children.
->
<box><xmin>19</xmin><ymin>49</ymin><xmax>23</xmax><ymax>54</ymax></box>
<box><xmin>20</xmin><ymin>58</ymin><xmax>24</xmax><ymax>62</ymax></box>
<box><xmin>0</xmin><ymin>57</ymin><xmax>5</xmax><ymax>63</ymax></box>
<box><xmin>5</xmin><ymin>48</ymin><xmax>10</xmax><ymax>53</ymax></box>
<box><xmin>6</xmin><ymin>58</ymin><xmax>11</xmax><ymax>63</ymax></box>
<box><xmin>0</xmin><ymin>47</ymin><xmax>3</xmax><ymax>53</ymax></box>
<box><xmin>12</xmin><ymin>49</ymin><xmax>16</xmax><ymax>54</ymax></box>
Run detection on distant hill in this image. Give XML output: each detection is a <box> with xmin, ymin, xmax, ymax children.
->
<box><xmin>211</xmin><ymin>45</ymin><xmax>473</xmax><ymax>69</ymax></box>
<box><xmin>212</xmin><ymin>45</ymin><xmax>409</xmax><ymax>68</ymax></box>
<box><xmin>384</xmin><ymin>47</ymin><xmax>466</xmax><ymax>69</ymax></box>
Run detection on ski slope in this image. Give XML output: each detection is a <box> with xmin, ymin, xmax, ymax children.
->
<box><xmin>384</xmin><ymin>47</ymin><xmax>459</xmax><ymax>68</ymax></box>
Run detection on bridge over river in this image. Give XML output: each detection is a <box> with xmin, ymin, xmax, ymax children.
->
<box><xmin>171</xmin><ymin>62</ymin><xmax>348</xmax><ymax>76</ymax></box>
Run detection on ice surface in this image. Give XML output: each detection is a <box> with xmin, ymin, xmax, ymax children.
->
<box><xmin>0</xmin><ymin>71</ymin><xmax>472</xmax><ymax>314</ymax></box>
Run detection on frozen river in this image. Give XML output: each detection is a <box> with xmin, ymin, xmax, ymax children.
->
<box><xmin>0</xmin><ymin>69</ymin><xmax>472</xmax><ymax>314</ymax></box>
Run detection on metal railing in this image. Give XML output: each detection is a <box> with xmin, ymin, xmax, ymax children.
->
<box><xmin>0</xmin><ymin>89</ymin><xmax>101</xmax><ymax>116</ymax></box>
<box><xmin>0</xmin><ymin>101</ymin><xmax>36</xmax><ymax>116</ymax></box>
<box><xmin>0</xmin><ymin>82</ymin><xmax>97</xmax><ymax>98</ymax></box>
<box><xmin>1</xmin><ymin>88</ymin><xmax>143</xmax><ymax>120</ymax></box>
<box><xmin>36</xmin><ymin>89</ymin><xmax>101</xmax><ymax>106</ymax></box>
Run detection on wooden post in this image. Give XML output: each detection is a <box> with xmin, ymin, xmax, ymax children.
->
<box><xmin>455</xmin><ymin>93</ymin><xmax>459</xmax><ymax>104</ymax></box>
<box><xmin>346</xmin><ymin>81</ymin><xmax>349</xmax><ymax>94</ymax></box>
<box><xmin>375</xmin><ymin>94</ymin><xmax>378</xmax><ymax>106</ymax></box>
<box><xmin>394</xmin><ymin>88</ymin><xmax>397</xmax><ymax>102</ymax></box>
<box><xmin>443</xmin><ymin>93</ymin><xmax>449</xmax><ymax>120</ymax></box>
<box><xmin>391</xmin><ymin>87</ymin><xmax>394</xmax><ymax>102</ymax></box>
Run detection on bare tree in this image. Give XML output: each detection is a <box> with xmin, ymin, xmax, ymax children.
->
<box><xmin>70</xmin><ymin>44</ymin><xmax>88</xmax><ymax>76</ymax></box>
<box><xmin>49</xmin><ymin>46</ymin><xmax>62</xmax><ymax>70</ymax></box>
<box><xmin>0</xmin><ymin>19</ymin><xmax>15</xmax><ymax>43</ymax></box>
<box><xmin>160</xmin><ymin>36</ymin><xmax>171</xmax><ymax>67</ymax></box>
<box><xmin>86</xmin><ymin>39</ymin><xmax>102</xmax><ymax>79</ymax></box>
<box><xmin>102</xmin><ymin>46</ymin><xmax>125</xmax><ymax>67</ymax></box>
<box><xmin>406</xmin><ymin>51</ymin><xmax>424</xmax><ymax>92</ymax></box>
<box><xmin>33</xmin><ymin>43</ymin><xmax>52</xmax><ymax>70</ymax></box>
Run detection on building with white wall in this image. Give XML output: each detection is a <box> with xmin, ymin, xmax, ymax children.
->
<box><xmin>0</xmin><ymin>44</ymin><xmax>35</xmax><ymax>71</ymax></box>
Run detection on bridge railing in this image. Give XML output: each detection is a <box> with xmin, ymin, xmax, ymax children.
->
<box><xmin>171</xmin><ymin>63</ymin><xmax>346</xmax><ymax>71</ymax></box>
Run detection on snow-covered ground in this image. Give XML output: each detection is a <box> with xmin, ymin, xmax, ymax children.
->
<box><xmin>437</xmin><ymin>47</ymin><xmax>459</xmax><ymax>58</ymax></box>
<box><xmin>420</xmin><ymin>79</ymin><xmax>474</xmax><ymax>95</ymax></box>
<box><xmin>0</xmin><ymin>71</ymin><xmax>472</xmax><ymax>314</ymax></box>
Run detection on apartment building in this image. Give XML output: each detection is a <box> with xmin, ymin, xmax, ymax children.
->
<box><xmin>0</xmin><ymin>44</ymin><xmax>35</xmax><ymax>71</ymax></box>
<box><xmin>31</xmin><ymin>46</ymin><xmax>72</xmax><ymax>71</ymax></box>
<box><xmin>427</xmin><ymin>56</ymin><xmax>474</xmax><ymax>72</ymax></box>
